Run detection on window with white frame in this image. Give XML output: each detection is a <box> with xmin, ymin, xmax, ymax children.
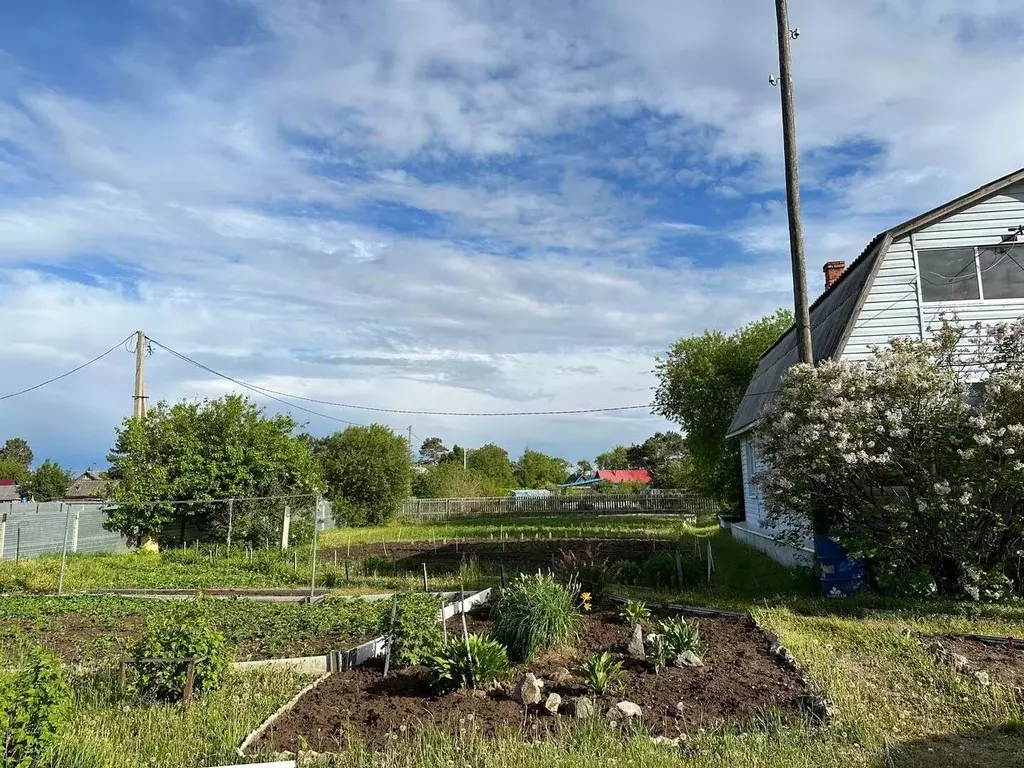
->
<box><xmin>919</xmin><ymin>244</ymin><xmax>1024</xmax><ymax>303</ymax></box>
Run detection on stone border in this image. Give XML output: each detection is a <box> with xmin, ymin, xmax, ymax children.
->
<box><xmin>916</xmin><ymin>633</ymin><xmax>1024</xmax><ymax>689</ymax></box>
<box><xmin>235</xmin><ymin>588</ymin><xmax>493</xmax><ymax>759</ymax></box>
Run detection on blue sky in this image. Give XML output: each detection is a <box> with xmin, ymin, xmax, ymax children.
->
<box><xmin>2</xmin><ymin>0</ymin><xmax>1024</xmax><ymax>472</ymax></box>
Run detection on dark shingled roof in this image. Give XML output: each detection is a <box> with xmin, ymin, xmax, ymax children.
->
<box><xmin>64</xmin><ymin>471</ymin><xmax>114</xmax><ymax>500</ymax></box>
<box><xmin>726</xmin><ymin>166</ymin><xmax>1024</xmax><ymax>438</ymax></box>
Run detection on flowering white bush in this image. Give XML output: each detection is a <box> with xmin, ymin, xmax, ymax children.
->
<box><xmin>757</xmin><ymin>319</ymin><xmax>1024</xmax><ymax>598</ymax></box>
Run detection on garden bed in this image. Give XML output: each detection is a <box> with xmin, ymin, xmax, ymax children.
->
<box><xmin>926</xmin><ymin>634</ymin><xmax>1024</xmax><ymax>688</ymax></box>
<box><xmin>252</xmin><ymin>606</ymin><xmax>806</xmax><ymax>753</ymax></box>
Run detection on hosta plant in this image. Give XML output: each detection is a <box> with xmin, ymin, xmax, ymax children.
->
<box><xmin>427</xmin><ymin>635</ymin><xmax>510</xmax><ymax>692</ymax></box>
<box><xmin>579</xmin><ymin>651</ymin><xmax>625</xmax><ymax>695</ymax></box>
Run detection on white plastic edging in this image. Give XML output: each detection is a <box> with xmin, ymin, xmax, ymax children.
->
<box><xmin>236</xmin><ymin>673</ymin><xmax>333</xmax><ymax>757</ymax></box>
<box><xmin>215</xmin><ymin>762</ymin><xmax>295</xmax><ymax>768</ymax></box>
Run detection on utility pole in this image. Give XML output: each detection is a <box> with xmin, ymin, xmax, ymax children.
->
<box><xmin>407</xmin><ymin>425</ymin><xmax>413</xmax><ymax>455</ymax></box>
<box><xmin>132</xmin><ymin>330</ymin><xmax>147</xmax><ymax>419</ymax></box>
<box><xmin>774</xmin><ymin>0</ymin><xmax>813</xmax><ymax>365</ymax></box>
<box><xmin>463</xmin><ymin>445</ymin><xmax>467</xmax><ymax>471</ymax></box>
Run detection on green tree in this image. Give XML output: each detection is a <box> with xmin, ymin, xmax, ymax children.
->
<box><xmin>515</xmin><ymin>449</ymin><xmax>570</xmax><ymax>488</ymax></box>
<box><xmin>595</xmin><ymin>446</ymin><xmax>631</xmax><ymax>470</ymax></box>
<box><xmin>418</xmin><ymin>436</ymin><xmax>448</xmax><ymax>465</ymax></box>
<box><xmin>466</xmin><ymin>444</ymin><xmax>516</xmax><ymax>493</ymax></box>
<box><xmin>0</xmin><ymin>456</ymin><xmax>30</xmax><ymax>486</ymax></box>
<box><xmin>0</xmin><ymin>437</ymin><xmax>33</xmax><ymax>469</ymax></box>
<box><xmin>654</xmin><ymin>309</ymin><xmax>792</xmax><ymax>506</ymax></box>
<box><xmin>321</xmin><ymin>424</ymin><xmax>412</xmax><ymax>525</ymax></box>
<box><xmin>574</xmin><ymin>458</ymin><xmax>593</xmax><ymax>476</ymax></box>
<box><xmin>26</xmin><ymin>460</ymin><xmax>73</xmax><ymax>502</ymax></box>
<box><xmin>412</xmin><ymin>462</ymin><xmax>486</xmax><ymax>498</ymax></box>
<box><xmin>106</xmin><ymin>395</ymin><xmax>322</xmax><ymax>543</ymax></box>
<box><xmin>441</xmin><ymin>444</ymin><xmax>467</xmax><ymax>466</ymax></box>
<box><xmin>626</xmin><ymin>432</ymin><xmax>691</xmax><ymax>489</ymax></box>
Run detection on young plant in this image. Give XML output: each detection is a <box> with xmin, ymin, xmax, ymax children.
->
<box><xmin>384</xmin><ymin>593</ymin><xmax>444</xmax><ymax>668</ymax></box>
<box><xmin>1</xmin><ymin>647</ymin><xmax>72</xmax><ymax>766</ymax></box>
<box><xmin>493</xmin><ymin>573</ymin><xmax>582</xmax><ymax>661</ymax></box>
<box><xmin>579</xmin><ymin>651</ymin><xmax>625</xmax><ymax>695</ymax></box>
<box><xmin>647</xmin><ymin>633</ymin><xmax>671</xmax><ymax>673</ymax></box>
<box><xmin>427</xmin><ymin>635</ymin><xmax>510</xmax><ymax>692</ymax></box>
<box><xmin>658</xmin><ymin>616</ymin><xmax>702</xmax><ymax>656</ymax></box>
<box><xmin>618</xmin><ymin>600</ymin><xmax>650</xmax><ymax>626</ymax></box>
<box><xmin>132</xmin><ymin>600</ymin><xmax>229</xmax><ymax>702</ymax></box>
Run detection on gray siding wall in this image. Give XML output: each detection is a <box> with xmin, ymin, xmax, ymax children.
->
<box><xmin>739</xmin><ymin>434</ymin><xmax>767</xmax><ymax>529</ymax></box>
<box><xmin>844</xmin><ymin>180</ymin><xmax>1024</xmax><ymax>360</ymax></box>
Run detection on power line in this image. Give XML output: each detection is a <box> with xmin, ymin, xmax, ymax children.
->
<box><xmin>148</xmin><ymin>337</ymin><xmax>652</xmax><ymax>417</ymax></box>
<box><xmin>0</xmin><ymin>333</ymin><xmax>136</xmax><ymax>402</ymax></box>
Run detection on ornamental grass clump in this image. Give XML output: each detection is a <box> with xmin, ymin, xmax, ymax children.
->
<box><xmin>427</xmin><ymin>635</ymin><xmax>510</xmax><ymax>692</ymax></box>
<box><xmin>493</xmin><ymin>573</ymin><xmax>582</xmax><ymax>661</ymax></box>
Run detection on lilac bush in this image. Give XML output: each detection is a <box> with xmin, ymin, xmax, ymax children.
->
<box><xmin>757</xmin><ymin>319</ymin><xmax>1024</xmax><ymax>598</ymax></box>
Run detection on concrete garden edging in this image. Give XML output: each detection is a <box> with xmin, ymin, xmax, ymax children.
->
<box><xmin>235</xmin><ymin>587</ymin><xmax>494</xmax><ymax>759</ymax></box>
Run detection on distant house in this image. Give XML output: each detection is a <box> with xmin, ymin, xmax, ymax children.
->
<box><xmin>728</xmin><ymin>166</ymin><xmax>1024</xmax><ymax>566</ymax></box>
<box><xmin>509</xmin><ymin>489</ymin><xmax>552</xmax><ymax>499</ymax></box>
<box><xmin>63</xmin><ymin>471</ymin><xmax>115</xmax><ymax>501</ymax></box>
<box><xmin>0</xmin><ymin>479</ymin><xmax>20</xmax><ymax>503</ymax></box>
<box><xmin>560</xmin><ymin>469</ymin><xmax>652</xmax><ymax>488</ymax></box>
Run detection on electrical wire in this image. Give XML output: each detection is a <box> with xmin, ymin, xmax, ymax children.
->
<box><xmin>147</xmin><ymin>337</ymin><xmax>653</xmax><ymax>417</ymax></box>
<box><xmin>0</xmin><ymin>333</ymin><xmax>136</xmax><ymax>402</ymax></box>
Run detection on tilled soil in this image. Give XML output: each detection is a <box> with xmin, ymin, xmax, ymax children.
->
<box><xmin>321</xmin><ymin>538</ymin><xmax>667</xmax><ymax>573</ymax></box>
<box><xmin>254</xmin><ymin>608</ymin><xmax>806</xmax><ymax>753</ymax></box>
<box><xmin>932</xmin><ymin>635</ymin><xmax>1024</xmax><ymax>688</ymax></box>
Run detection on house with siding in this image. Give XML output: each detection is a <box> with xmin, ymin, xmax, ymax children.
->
<box><xmin>726</xmin><ymin>167</ymin><xmax>1024</xmax><ymax>566</ymax></box>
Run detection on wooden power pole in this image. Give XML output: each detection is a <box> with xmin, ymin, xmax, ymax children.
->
<box><xmin>132</xmin><ymin>330</ymin><xmax>147</xmax><ymax>419</ymax></box>
<box><xmin>774</xmin><ymin>0</ymin><xmax>813</xmax><ymax>365</ymax></box>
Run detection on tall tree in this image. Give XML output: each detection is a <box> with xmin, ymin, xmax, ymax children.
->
<box><xmin>626</xmin><ymin>432</ymin><xmax>690</xmax><ymax>488</ymax></box>
<box><xmin>574</xmin><ymin>458</ymin><xmax>593</xmax><ymax>476</ymax></box>
<box><xmin>595</xmin><ymin>446</ymin><xmax>631</xmax><ymax>470</ymax></box>
<box><xmin>26</xmin><ymin>460</ymin><xmax>73</xmax><ymax>502</ymax></box>
<box><xmin>320</xmin><ymin>424</ymin><xmax>412</xmax><ymax>525</ymax></box>
<box><xmin>653</xmin><ymin>309</ymin><xmax>792</xmax><ymax>505</ymax></box>
<box><xmin>0</xmin><ymin>438</ymin><xmax>33</xmax><ymax>469</ymax></box>
<box><xmin>412</xmin><ymin>462</ymin><xmax>486</xmax><ymax>499</ymax></box>
<box><xmin>106</xmin><ymin>395</ymin><xmax>322</xmax><ymax>543</ymax></box>
<box><xmin>466</xmin><ymin>444</ymin><xmax>516</xmax><ymax>494</ymax></box>
<box><xmin>515</xmin><ymin>449</ymin><xmax>570</xmax><ymax>488</ymax></box>
<box><xmin>418</xmin><ymin>437</ymin><xmax>448</xmax><ymax>466</ymax></box>
<box><xmin>0</xmin><ymin>456</ymin><xmax>29</xmax><ymax>486</ymax></box>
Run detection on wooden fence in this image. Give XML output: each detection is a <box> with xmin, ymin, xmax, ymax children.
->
<box><xmin>402</xmin><ymin>491</ymin><xmax>723</xmax><ymax>520</ymax></box>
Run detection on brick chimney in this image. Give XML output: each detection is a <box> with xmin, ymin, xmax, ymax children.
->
<box><xmin>823</xmin><ymin>260</ymin><xmax>846</xmax><ymax>289</ymax></box>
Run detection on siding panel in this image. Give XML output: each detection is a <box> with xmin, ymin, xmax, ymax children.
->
<box><xmin>844</xmin><ymin>238</ymin><xmax>919</xmax><ymax>361</ymax></box>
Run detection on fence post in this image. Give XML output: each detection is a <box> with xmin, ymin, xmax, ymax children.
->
<box><xmin>57</xmin><ymin>502</ymin><xmax>71</xmax><ymax>595</ymax></box>
<box><xmin>226</xmin><ymin>498</ymin><xmax>234</xmax><ymax>553</ymax></box>
<box><xmin>309</xmin><ymin>496</ymin><xmax>322</xmax><ymax>599</ymax></box>
<box><xmin>15</xmin><ymin>526</ymin><xmax>21</xmax><ymax>563</ymax></box>
<box><xmin>281</xmin><ymin>505</ymin><xmax>291</xmax><ymax>550</ymax></box>
<box><xmin>0</xmin><ymin>512</ymin><xmax>6</xmax><ymax>560</ymax></box>
<box><xmin>71</xmin><ymin>507</ymin><xmax>81</xmax><ymax>553</ymax></box>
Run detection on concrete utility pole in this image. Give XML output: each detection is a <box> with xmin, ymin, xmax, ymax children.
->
<box><xmin>132</xmin><ymin>330</ymin><xmax>147</xmax><ymax>418</ymax></box>
<box><xmin>774</xmin><ymin>0</ymin><xmax>813</xmax><ymax>365</ymax></box>
<box><xmin>407</xmin><ymin>425</ymin><xmax>413</xmax><ymax>456</ymax></box>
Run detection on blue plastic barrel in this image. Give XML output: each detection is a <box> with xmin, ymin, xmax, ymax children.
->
<box><xmin>815</xmin><ymin>536</ymin><xmax>867</xmax><ymax>598</ymax></box>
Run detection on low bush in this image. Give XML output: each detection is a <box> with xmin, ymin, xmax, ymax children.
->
<box><xmin>579</xmin><ymin>651</ymin><xmax>625</xmax><ymax>695</ymax></box>
<box><xmin>384</xmin><ymin>593</ymin><xmax>443</xmax><ymax>667</ymax></box>
<box><xmin>609</xmin><ymin>560</ymin><xmax>641</xmax><ymax>585</ymax></box>
<box><xmin>493</xmin><ymin>573</ymin><xmax>582</xmax><ymax>661</ymax></box>
<box><xmin>619</xmin><ymin>599</ymin><xmax>650</xmax><ymax>626</ymax></box>
<box><xmin>427</xmin><ymin>635</ymin><xmax>510</xmax><ymax>692</ymax></box>
<box><xmin>1</xmin><ymin>646</ymin><xmax>72</xmax><ymax>767</ymax></box>
<box><xmin>132</xmin><ymin>600</ymin><xmax>230</xmax><ymax>701</ymax></box>
<box><xmin>553</xmin><ymin>547</ymin><xmax>610</xmax><ymax>600</ymax></box>
<box><xmin>657</xmin><ymin>616</ymin><xmax>702</xmax><ymax>657</ymax></box>
<box><xmin>639</xmin><ymin>554</ymin><xmax>678</xmax><ymax>588</ymax></box>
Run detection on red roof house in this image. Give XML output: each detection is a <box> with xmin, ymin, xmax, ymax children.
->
<box><xmin>596</xmin><ymin>469</ymin><xmax>652</xmax><ymax>485</ymax></box>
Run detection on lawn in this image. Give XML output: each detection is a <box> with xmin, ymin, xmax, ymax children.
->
<box><xmin>5</xmin><ymin>511</ymin><xmax>1024</xmax><ymax>767</ymax></box>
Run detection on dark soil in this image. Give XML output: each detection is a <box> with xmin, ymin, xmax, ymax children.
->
<box><xmin>255</xmin><ymin>608</ymin><xmax>806</xmax><ymax>752</ymax></box>
<box><xmin>321</xmin><ymin>538</ymin><xmax>667</xmax><ymax>574</ymax></box>
<box><xmin>932</xmin><ymin>635</ymin><xmax>1024</xmax><ymax>688</ymax></box>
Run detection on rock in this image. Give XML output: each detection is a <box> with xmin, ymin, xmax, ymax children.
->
<box><xmin>674</xmin><ymin>651</ymin><xmax>704</xmax><ymax>668</ymax></box>
<box><xmin>518</xmin><ymin>673</ymin><xmax>544</xmax><ymax>706</ymax></box>
<box><xmin>650</xmin><ymin>736</ymin><xmax>684</xmax><ymax>748</ymax></box>
<box><xmin>572</xmin><ymin>696</ymin><xmax>595</xmax><ymax>719</ymax></box>
<box><xmin>551</xmin><ymin>667</ymin><xmax>574</xmax><ymax>686</ymax></box>
<box><xmin>801</xmin><ymin>694</ymin><xmax>833</xmax><ymax>725</ymax></box>
<box><xmin>951</xmin><ymin>653</ymin><xmax>971</xmax><ymax>674</ymax></box>
<box><xmin>544</xmin><ymin>693</ymin><xmax>562</xmax><ymax>715</ymax></box>
<box><xmin>973</xmin><ymin>671</ymin><xmax>991</xmax><ymax>687</ymax></box>
<box><xmin>605</xmin><ymin>701</ymin><xmax>643</xmax><ymax>722</ymax></box>
<box><xmin>627</xmin><ymin>623</ymin><xmax>646</xmax><ymax>659</ymax></box>
<box><xmin>471</xmin><ymin>688</ymin><xmax>488</xmax><ymax>699</ymax></box>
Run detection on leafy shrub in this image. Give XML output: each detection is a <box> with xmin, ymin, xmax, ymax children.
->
<box><xmin>619</xmin><ymin>600</ymin><xmax>650</xmax><ymax>626</ymax></box>
<box><xmin>493</xmin><ymin>573</ymin><xmax>582</xmax><ymax>661</ymax></box>
<box><xmin>658</xmin><ymin>616</ymin><xmax>701</xmax><ymax>656</ymax></box>
<box><xmin>875</xmin><ymin>566</ymin><xmax>936</xmax><ymax>599</ymax></box>
<box><xmin>384</xmin><ymin>593</ymin><xmax>443</xmax><ymax>667</ymax></box>
<box><xmin>579</xmin><ymin>651</ymin><xmax>625</xmax><ymax>695</ymax></box>
<box><xmin>132</xmin><ymin>600</ymin><xmax>230</xmax><ymax>701</ymax></box>
<box><xmin>553</xmin><ymin>547</ymin><xmax>609</xmax><ymax>599</ymax></box>
<box><xmin>1</xmin><ymin>647</ymin><xmax>72</xmax><ymax>767</ymax></box>
<box><xmin>427</xmin><ymin>634</ymin><xmax>510</xmax><ymax>692</ymax></box>
<box><xmin>610</xmin><ymin>560</ymin><xmax>641</xmax><ymax>585</ymax></box>
<box><xmin>639</xmin><ymin>554</ymin><xmax>678</xmax><ymax>588</ymax></box>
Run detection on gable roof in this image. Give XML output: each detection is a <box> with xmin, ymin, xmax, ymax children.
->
<box><xmin>726</xmin><ymin>166</ymin><xmax>1024</xmax><ymax>439</ymax></box>
<box><xmin>597</xmin><ymin>469</ymin><xmax>652</xmax><ymax>484</ymax></box>
<box><xmin>64</xmin><ymin>471</ymin><xmax>113</xmax><ymax>499</ymax></box>
<box><xmin>0</xmin><ymin>481</ymin><xmax>19</xmax><ymax>502</ymax></box>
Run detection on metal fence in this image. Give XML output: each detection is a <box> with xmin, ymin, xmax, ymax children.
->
<box><xmin>0</xmin><ymin>501</ymin><xmax>130</xmax><ymax>560</ymax></box>
<box><xmin>402</xmin><ymin>491</ymin><xmax>723</xmax><ymax>520</ymax></box>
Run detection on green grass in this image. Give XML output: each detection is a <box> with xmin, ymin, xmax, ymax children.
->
<box><xmin>52</xmin><ymin>668</ymin><xmax>309</xmax><ymax>768</ymax></box>
<box><xmin>0</xmin><ymin>594</ymin><xmax>386</xmax><ymax>664</ymax></box>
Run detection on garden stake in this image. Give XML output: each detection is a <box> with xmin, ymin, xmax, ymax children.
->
<box><xmin>422</xmin><ymin>563</ymin><xmax>429</xmax><ymax>592</ymax></box>
<box><xmin>345</xmin><ymin>558</ymin><xmax>350</xmax><ymax>583</ymax></box>
<box><xmin>183</xmin><ymin>660</ymin><xmax>196</xmax><ymax>707</ymax></box>
<box><xmin>460</xmin><ymin>588</ymin><xmax>474</xmax><ymax>689</ymax></box>
<box><xmin>293</xmin><ymin>551</ymin><xmax>298</xmax><ymax>571</ymax></box>
<box><xmin>15</xmin><ymin>527</ymin><xmax>20</xmax><ymax>563</ymax></box>
<box><xmin>209</xmin><ymin>550</ymin><xmax>213</xmax><ymax>565</ymax></box>
<box><xmin>334</xmin><ymin>550</ymin><xmax>338</xmax><ymax>566</ymax></box>
<box><xmin>382</xmin><ymin>595</ymin><xmax>399</xmax><ymax>678</ymax></box>
<box><xmin>500</xmin><ymin>562</ymin><xmax>506</xmax><ymax>589</ymax></box>
<box><xmin>440</xmin><ymin>604</ymin><xmax>448</xmax><ymax>643</ymax></box>
<box><xmin>675</xmin><ymin>552</ymin><xmax>684</xmax><ymax>588</ymax></box>
<box><xmin>347</xmin><ymin>534</ymin><xmax>351</xmax><ymax>559</ymax></box>
<box><xmin>707</xmin><ymin>542</ymin><xmax>712</xmax><ymax>584</ymax></box>
<box><xmin>382</xmin><ymin>537</ymin><xmax>388</xmax><ymax>557</ymax></box>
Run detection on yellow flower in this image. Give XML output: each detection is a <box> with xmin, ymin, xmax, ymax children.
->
<box><xmin>581</xmin><ymin>592</ymin><xmax>592</xmax><ymax>601</ymax></box>
<box><xmin>584</xmin><ymin>603</ymin><xmax>592</xmax><ymax>611</ymax></box>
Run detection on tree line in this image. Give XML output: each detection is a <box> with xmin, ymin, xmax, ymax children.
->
<box><xmin>0</xmin><ymin>437</ymin><xmax>75</xmax><ymax>502</ymax></box>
